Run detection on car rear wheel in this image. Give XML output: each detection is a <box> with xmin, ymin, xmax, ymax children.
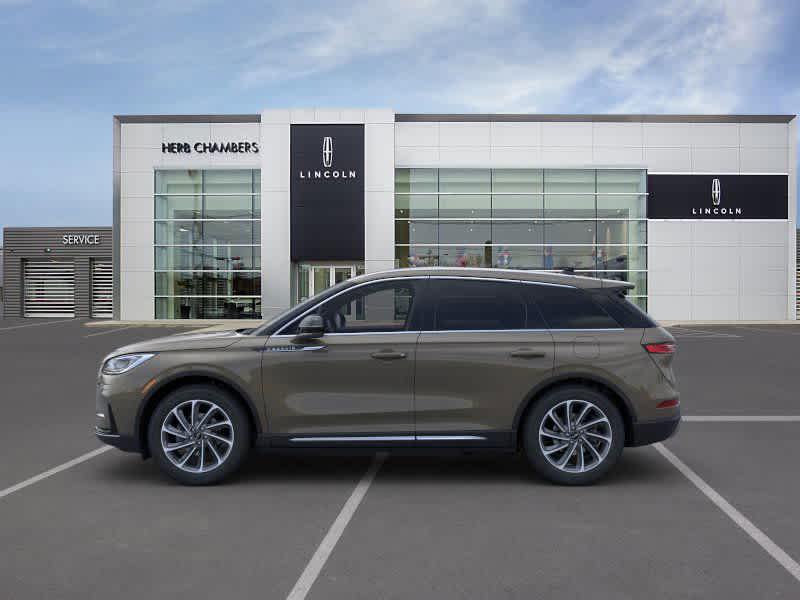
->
<box><xmin>522</xmin><ymin>386</ymin><xmax>624</xmax><ymax>485</ymax></box>
<box><xmin>147</xmin><ymin>385</ymin><xmax>251</xmax><ymax>485</ymax></box>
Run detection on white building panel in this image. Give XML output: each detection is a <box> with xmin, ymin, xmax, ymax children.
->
<box><xmin>437</xmin><ymin>147</ymin><xmax>492</xmax><ymax>166</ymax></box>
<box><xmin>643</xmin><ymin>123</ymin><xmax>692</xmax><ymax>147</ymax></box>
<box><xmin>439</xmin><ymin>122</ymin><xmax>490</xmax><ymax>147</ymax></box>
<box><xmin>739</xmin><ymin>147</ymin><xmax>789</xmax><ymax>173</ymax></box>
<box><xmin>395</xmin><ymin>122</ymin><xmax>438</xmax><ymax>147</ymax></box>
<box><xmin>541</xmin><ymin>122</ymin><xmax>592</xmax><ymax>146</ymax></box>
<box><xmin>490</xmin><ymin>146</ymin><xmax>542</xmax><ymax>167</ymax></box>
<box><xmin>643</xmin><ymin>147</ymin><xmax>692</xmax><ymax>172</ymax></box>
<box><xmin>592</xmin><ymin>122</ymin><xmax>643</xmax><ymax>147</ymax></box>
<box><xmin>365</xmin><ymin>124</ymin><xmax>395</xmax><ymax>192</ymax></box>
<box><xmin>689</xmin><ymin>123</ymin><xmax>740</xmax><ymax>147</ymax></box>
<box><xmin>120</xmin><ymin>123</ymin><xmax>162</xmax><ymax>148</ymax></box>
<box><xmin>490</xmin><ymin>122</ymin><xmax>541</xmax><ymax>147</ymax></box>
<box><xmin>691</xmin><ymin>147</ymin><xmax>739</xmax><ymax>173</ymax></box>
<box><xmin>740</xmin><ymin>123</ymin><xmax>789</xmax><ymax>148</ymax></box>
<box><xmin>592</xmin><ymin>146</ymin><xmax>643</xmax><ymax>165</ymax></box>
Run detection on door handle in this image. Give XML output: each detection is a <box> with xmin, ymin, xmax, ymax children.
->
<box><xmin>371</xmin><ymin>351</ymin><xmax>407</xmax><ymax>360</ymax></box>
<box><xmin>510</xmin><ymin>349</ymin><xmax>545</xmax><ymax>359</ymax></box>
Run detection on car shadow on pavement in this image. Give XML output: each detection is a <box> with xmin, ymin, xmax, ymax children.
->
<box><xmin>94</xmin><ymin>446</ymin><xmax>670</xmax><ymax>488</ymax></box>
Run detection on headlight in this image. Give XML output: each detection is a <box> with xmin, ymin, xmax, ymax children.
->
<box><xmin>102</xmin><ymin>353</ymin><xmax>155</xmax><ymax>375</ymax></box>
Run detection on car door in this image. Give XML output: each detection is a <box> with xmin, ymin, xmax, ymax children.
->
<box><xmin>261</xmin><ymin>278</ymin><xmax>423</xmax><ymax>443</ymax></box>
<box><xmin>413</xmin><ymin>277</ymin><xmax>554</xmax><ymax>446</ymax></box>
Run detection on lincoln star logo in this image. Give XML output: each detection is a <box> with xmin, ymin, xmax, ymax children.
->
<box><xmin>322</xmin><ymin>136</ymin><xmax>333</xmax><ymax>168</ymax></box>
<box><xmin>298</xmin><ymin>134</ymin><xmax>356</xmax><ymax>180</ymax></box>
<box><xmin>692</xmin><ymin>177</ymin><xmax>741</xmax><ymax>215</ymax></box>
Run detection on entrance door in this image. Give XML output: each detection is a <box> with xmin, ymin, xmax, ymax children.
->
<box><xmin>296</xmin><ymin>264</ymin><xmax>365</xmax><ymax>303</ymax></box>
<box><xmin>24</xmin><ymin>261</ymin><xmax>76</xmax><ymax>317</ymax></box>
<box><xmin>263</xmin><ymin>278</ymin><xmax>421</xmax><ymax>440</ymax></box>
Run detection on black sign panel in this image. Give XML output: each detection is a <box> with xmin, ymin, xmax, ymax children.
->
<box><xmin>291</xmin><ymin>124</ymin><xmax>365</xmax><ymax>261</ymax></box>
<box><xmin>647</xmin><ymin>174</ymin><xmax>788</xmax><ymax>219</ymax></box>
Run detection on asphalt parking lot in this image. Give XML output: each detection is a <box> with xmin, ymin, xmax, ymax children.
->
<box><xmin>1</xmin><ymin>318</ymin><xmax>799</xmax><ymax>599</ymax></box>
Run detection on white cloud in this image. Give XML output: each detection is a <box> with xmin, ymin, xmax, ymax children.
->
<box><xmin>237</xmin><ymin>0</ymin><xmax>521</xmax><ymax>87</ymax></box>
<box><xmin>431</xmin><ymin>0</ymin><xmax>781</xmax><ymax>113</ymax></box>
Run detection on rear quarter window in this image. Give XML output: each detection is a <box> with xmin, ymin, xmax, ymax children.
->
<box><xmin>523</xmin><ymin>285</ymin><xmax>620</xmax><ymax>330</ymax></box>
<box><xmin>589</xmin><ymin>290</ymin><xmax>656</xmax><ymax>328</ymax></box>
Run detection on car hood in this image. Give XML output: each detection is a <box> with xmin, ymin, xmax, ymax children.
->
<box><xmin>105</xmin><ymin>330</ymin><xmax>246</xmax><ymax>358</ymax></box>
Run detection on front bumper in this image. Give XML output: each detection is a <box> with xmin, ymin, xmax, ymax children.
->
<box><xmin>628</xmin><ymin>414</ymin><xmax>681</xmax><ymax>447</ymax></box>
<box><xmin>95</xmin><ymin>427</ymin><xmax>141</xmax><ymax>452</ymax></box>
<box><xmin>95</xmin><ymin>393</ymin><xmax>141</xmax><ymax>453</ymax></box>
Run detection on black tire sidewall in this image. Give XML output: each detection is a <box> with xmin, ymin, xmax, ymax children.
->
<box><xmin>147</xmin><ymin>384</ymin><xmax>251</xmax><ymax>485</ymax></box>
<box><xmin>523</xmin><ymin>386</ymin><xmax>624</xmax><ymax>485</ymax></box>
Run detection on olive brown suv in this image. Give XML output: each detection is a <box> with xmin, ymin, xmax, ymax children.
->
<box><xmin>95</xmin><ymin>268</ymin><xmax>679</xmax><ymax>486</ymax></box>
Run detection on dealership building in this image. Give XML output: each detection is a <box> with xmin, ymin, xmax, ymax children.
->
<box><xmin>104</xmin><ymin>110</ymin><xmax>798</xmax><ymax>322</ymax></box>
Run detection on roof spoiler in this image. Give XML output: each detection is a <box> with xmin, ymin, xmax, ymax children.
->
<box><xmin>560</xmin><ymin>268</ymin><xmax>635</xmax><ymax>290</ymax></box>
<box><xmin>600</xmin><ymin>278</ymin><xmax>635</xmax><ymax>291</ymax></box>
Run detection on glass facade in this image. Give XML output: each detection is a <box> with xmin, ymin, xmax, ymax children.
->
<box><xmin>154</xmin><ymin>169</ymin><xmax>261</xmax><ymax>319</ymax></box>
<box><xmin>395</xmin><ymin>168</ymin><xmax>647</xmax><ymax>309</ymax></box>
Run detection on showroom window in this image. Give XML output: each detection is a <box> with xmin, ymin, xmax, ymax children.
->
<box><xmin>395</xmin><ymin>168</ymin><xmax>647</xmax><ymax>310</ymax></box>
<box><xmin>154</xmin><ymin>169</ymin><xmax>261</xmax><ymax>319</ymax></box>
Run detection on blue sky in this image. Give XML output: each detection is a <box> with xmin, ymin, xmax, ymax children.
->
<box><xmin>0</xmin><ymin>0</ymin><xmax>798</xmax><ymax>233</ymax></box>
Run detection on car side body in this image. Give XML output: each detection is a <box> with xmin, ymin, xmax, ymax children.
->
<box><xmin>96</xmin><ymin>268</ymin><xmax>679</xmax><ymax>485</ymax></box>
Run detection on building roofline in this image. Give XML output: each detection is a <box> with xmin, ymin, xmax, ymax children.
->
<box><xmin>395</xmin><ymin>114</ymin><xmax>796</xmax><ymax>123</ymax></box>
<box><xmin>112</xmin><ymin>113</ymin><xmax>796</xmax><ymax>125</ymax></box>
<box><xmin>114</xmin><ymin>114</ymin><xmax>261</xmax><ymax>124</ymax></box>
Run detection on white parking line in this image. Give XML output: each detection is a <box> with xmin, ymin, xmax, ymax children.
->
<box><xmin>0</xmin><ymin>446</ymin><xmax>112</xmax><ymax>501</ymax></box>
<box><xmin>286</xmin><ymin>453</ymin><xmax>386</xmax><ymax>600</ymax></box>
<box><xmin>655</xmin><ymin>443</ymin><xmax>800</xmax><ymax>584</ymax></box>
<box><xmin>683</xmin><ymin>416</ymin><xmax>800</xmax><ymax>422</ymax></box>
<box><xmin>732</xmin><ymin>326</ymin><xmax>800</xmax><ymax>336</ymax></box>
<box><xmin>84</xmin><ymin>326</ymin><xmax>137</xmax><ymax>338</ymax></box>
<box><xmin>0</xmin><ymin>318</ymin><xmax>78</xmax><ymax>332</ymax></box>
<box><xmin>667</xmin><ymin>327</ymin><xmax>742</xmax><ymax>339</ymax></box>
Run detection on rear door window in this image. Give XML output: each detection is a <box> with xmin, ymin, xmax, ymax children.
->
<box><xmin>427</xmin><ymin>279</ymin><xmax>526</xmax><ymax>331</ymax></box>
<box><xmin>522</xmin><ymin>284</ymin><xmax>619</xmax><ymax>330</ymax></box>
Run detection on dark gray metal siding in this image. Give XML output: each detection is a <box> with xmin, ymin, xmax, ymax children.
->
<box><xmin>2</xmin><ymin>227</ymin><xmax>112</xmax><ymax>318</ymax></box>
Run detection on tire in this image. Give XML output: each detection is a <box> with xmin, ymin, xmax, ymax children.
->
<box><xmin>522</xmin><ymin>386</ymin><xmax>624</xmax><ymax>485</ymax></box>
<box><xmin>147</xmin><ymin>384</ymin><xmax>251</xmax><ymax>485</ymax></box>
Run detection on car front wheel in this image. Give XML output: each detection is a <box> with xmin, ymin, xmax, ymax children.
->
<box><xmin>147</xmin><ymin>384</ymin><xmax>251</xmax><ymax>485</ymax></box>
<box><xmin>522</xmin><ymin>386</ymin><xmax>624</xmax><ymax>485</ymax></box>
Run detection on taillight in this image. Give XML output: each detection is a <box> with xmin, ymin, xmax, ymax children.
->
<box><xmin>644</xmin><ymin>342</ymin><xmax>676</xmax><ymax>354</ymax></box>
<box><xmin>656</xmin><ymin>398</ymin><xmax>680</xmax><ymax>408</ymax></box>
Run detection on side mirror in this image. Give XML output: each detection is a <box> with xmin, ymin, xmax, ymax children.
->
<box><xmin>293</xmin><ymin>314</ymin><xmax>324</xmax><ymax>342</ymax></box>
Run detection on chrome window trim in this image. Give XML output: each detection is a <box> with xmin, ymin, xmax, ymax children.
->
<box><xmin>273</xmin><ymin>276</ymin><xmax>428</xmax><ymax>336</ymax></box>
<box><xmin>270</xmin><ymin>331</ymin><xmax>421</xmax><ymax>339</ymax></box>
<box><xmin>273</xmin><ymin>274</ymin><xmax>578</xmax><ymax>336</ymax></box>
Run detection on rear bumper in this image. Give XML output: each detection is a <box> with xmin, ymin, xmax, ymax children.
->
<box><xmin>628</xmin><ymin>414</ymin><xmax>681</xmax><ymax>447</ymax></box>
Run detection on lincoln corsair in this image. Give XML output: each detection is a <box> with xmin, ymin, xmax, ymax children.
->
<box><xmin>95</xmin><ymin>268</ymin><xmax>679</xmax><ymax>485</ymax></box>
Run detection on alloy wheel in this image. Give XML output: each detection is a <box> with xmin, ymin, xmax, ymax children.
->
<box><xmin>160</xmin><ymin>399</ymin><xmax>234</xmax><ymax>473</ymax></box>
<box><xmin>538</xmin><ymin>399</ymin><xmax>612</xmax><ymax>473</ymax></box>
